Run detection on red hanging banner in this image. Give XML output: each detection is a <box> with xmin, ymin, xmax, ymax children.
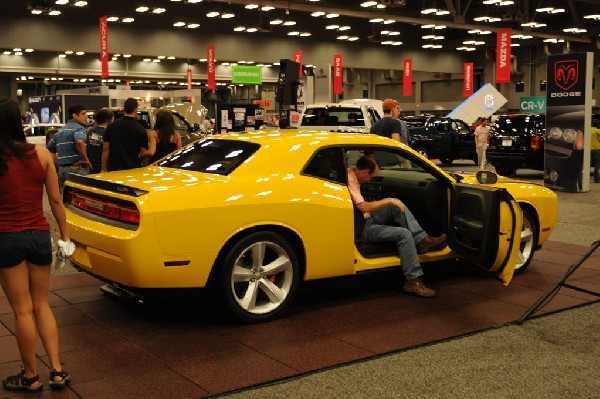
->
<box><xmin>333</xmin><ymin>54</ymin><xmax>343</xmax><ymax>95</ymax></box>
<box><xmin>187</xmin><ymin>68</ymin><xmax>192</xmax><ymax>89</ymax></box>
<box><xmin>463</xmin><ymin>62</ymin><xmax>474</xmax><ymax>98</ymax></box>
<box><xmin>207</xmin><ymin>44</ymin><xmax>216</xmax><ymax>90</ymax></box>
<box><xmin>496</xmin><ymin>28</ymin><xmax>512</xmax><ymax>84</ymax></box>
<box><xmin>403</xmin><ymin>59</ymin><xmax>412</xmax><ymax>96</ymax></box>
<box><xmin>99</xmin><ymin>16</ymin><xmax>109</xmax><ymax>78</ymax></box>
<box><xmin>293</xmin><ymin>51</ymin><xmax>303</xmax><ymax>78</ymax></box>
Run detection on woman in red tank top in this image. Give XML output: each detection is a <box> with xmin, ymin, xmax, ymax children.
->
<box><xmin>0</xmin><ymin>98</ymin><xmax>72</xmax><ymax>391</ymax></box>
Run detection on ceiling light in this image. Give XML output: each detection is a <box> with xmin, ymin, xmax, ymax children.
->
<box><xmin>283</xmin><ymin>21</ymin><xmax>296</xmax><ymax>26</ymax></box>
<box><xmin>123</xmin><ymin>54</ymin><xmax>131</xmax><ymax>58</ymax></box>
<box><xmin>261</xmin><ymin>6</ymin><xmax>275</xmax><ymax>11</ymax></box>
<box><xmin>536</xmin><ymin>7</ymin><xmax>565</xmax><ymax>14</ymax></box>
<box><xmin>584</xmin><ymin>14</ymin><xmax>600</xmax><ymax>20</ymax></box>
<box><xmin>521</xmin><ymin>22</ymin><xmax>546</xmax><ymax>28</ymax></box>
<box><xmin>75</xmin><ymin>51</ymin><xmax>85</xmax><ymax>55</ymax></box>
<box><xmin>510</xmin><ymin>43</ymin><xmax>520</xmax><ymax>47</ymax></box>
<box><xmin>474</xmin><ymin>16</ymin><xmax>501</xmax><ymax>23</ymax></box>
<box><xmin>311</xmin><ymin>12</ymin><xmax>324</xmax><ymax>17</ymax></box>
<box><xmin>468</xmin><ymin>29</ymin><xmax>491</xmax><ymax>35</ymax></box>
<box><xmin>48</xmin><ymin>10</ymin><xmax>61</xmax><ymax>15</ymax></box>
<box><xmin>173</xmin><ymin>21</ymin><xmax>185</xmax><ymax>26</ymax></box>
<box><xmin>326</xmin><ymin>13</ymin><xmax>339</xmax><ymax>18</ymax></box>
<box><xmin>563</xmin><ymin>28</ymin><xmax>587</xmax><ymax>33</ymax></box>
<box><xmin>143</xmin><ymin>58</ymin><xmax>152</xmax><ymax>62</ymax></box>
<box><xmin>543</xmin><ymin>38</ymin><xmax>565</xmax><ymax>43</ymax></box>
<box><xmin>55</xmin><ymin>0</ymin><xmax>69</xmax><ymax>4</ymax></box>
<box><xmin>233</xmin><ymin>26</ymin><xmax>246</xmax><ymax>31</ymax></box>
<box><xmin>361</xmin><ymin>1</ymin><xmax>378</xmax><ymax>7</ymax></box>
<box><xmin>206</xmin><ymin>11</ymin><xmax>219</xmax><ymax>17</ymax></box>
<box><xmin>157</xmin><ymin>55</ymin><xmax>166</xmax><ymax>59</ymax></box>
<box><xmin>457</xmin><ymin>46</ymin><xmax>476</xmax><ymax>51</ymax></box>
<box><xmin>221</xmin><ymin>13</ymin><xmax>234</xmax><ymax>18</ymax></box>
<box><xmin>107</xmin><ymin>16</ymin><xmax>119</xmax><ymax>22</ymax></box>
<box><xmin>153</xmin><ymin>8</ymin><xmax>166</xmax><ymax>14</ymax></box>
<box><xmin>245</xmin><ymin>4</ymin><xmax>259</xmax><ymax>9</ymax></box>
<box><xmin>288</xmin><ymin>31</ymin><xmax>300</xmax><ymax>36</ymax></box>
<box><xmin>74</xmin><ymin>1</ymin><xmax>87</xmax><ymax>6</ymax></box>
<box><xmin>511</xmin><ymin>34</ymin><xmax>532</xmax><ymax>40</ymax></box>
<box><xmin>64</xmin><ymin>50</ymin><xmax>73</xmax><ymax>54</ymax></box>
<box><xmin>135</xmin><ymin>6</ymin><xmax>149</xmax><ymax>12</ymax></box>
<box><xmin>187</xmin><ymin>23</ymin><xmax>200</xmax><ymax>28</ymax></box>
<box><xmin>270</xmin><ymin>19</ymin><xmax>283</xmax><ymax>25</ymax></box>
<box><xmin>122</xmin><ymin>17</ymin><xmax>135</xmax><ymax>23</ymax></box>
<box><xmin>300</xmin><ymin>33</ymin><xmax>312</xmax><ymax>37</ymax></box>
<box><xmin>326</xmin><ymin>24</ymin><xmax>339</xmax><ymax>30</ymax></box>
<box><xmin>3</xmin><ymin>51</ymin><xmax>10</xmax><ymax>54</ymax></box>
<box><xmin>246</xmin><ymin>27</ymin><xmax>257</xmax><ymax>32</ymax></box>
<box><xmin>421</xmin><ymin>8</ymin><xmax>450</xmax><ymax>16</ymax></box>
<box><xmin>167</xmin><ymin>56</ymin><xmax>175</xmax><ymax>59</ymax></box>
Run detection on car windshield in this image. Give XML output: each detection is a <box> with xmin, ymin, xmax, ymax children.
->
<box><xmin>156</xmin><ymin>139</ymin><xmax>260</xmax><ymax>175</ymax></box>
<box><xmin>494</xmin><ymin>116</ymin><xmax>534</xmax><ymax>133</ymax></box>
<box><xmin>302</xmin><ymin>107</ymin><xmax>365</xmax><ymax>127</ymax></box>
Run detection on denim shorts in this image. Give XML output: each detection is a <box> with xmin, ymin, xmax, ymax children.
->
<box><xmin>0</xmin><ymin>230</ymin><xmax>52</xmax><ymax>268</ymax></box>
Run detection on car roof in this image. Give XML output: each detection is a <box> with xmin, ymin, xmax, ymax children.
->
<box><xmin>215</xmin><ymin>129</ymin><xmax>396</xmax><ymax>147</ymax></box>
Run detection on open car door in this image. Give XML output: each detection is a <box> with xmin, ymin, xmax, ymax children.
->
<box><xmin>448</xmin><ymin>183</ymin><xmax>522</xmax><ymax>285</ymax></box>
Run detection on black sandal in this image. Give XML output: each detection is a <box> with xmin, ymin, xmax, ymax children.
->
<box><xmin>49</xmin><ymin>369</ymin><xmax>71</xmax><ymax>390</ymax></box>
<box><xmin>2</xmin><ymin>370</ymin><xmax>43</xmax><ymax>392</ymax></box>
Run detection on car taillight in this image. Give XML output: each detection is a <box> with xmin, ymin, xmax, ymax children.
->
<box><xmin>69</xmin><ymin>191</ymin><xmax>140</xmax><ymax>225</ymax></box>
<box><xmin>530</xmin><ymin>136</ymin><xmax>541</xmax><ymax>151</ymax></box>
<box><xmin>575</xmin><ymin>131</ymin><xmax>583</xmax><ymax>150</ymax></box>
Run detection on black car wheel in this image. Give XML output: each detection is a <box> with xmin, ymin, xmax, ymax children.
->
<box><xmin>219</xmin><ymin>232</ymin><xmax>300</xmax><ymax>323</ymax></box>
<box><xmin>416</xmin><ymin>147</ymin><xmax>429</xmax><ymax>159</ymax></box>
<box><xmin>441</xmin><ymin>158</ymin><xmax>453</xmax><ymax>165</ymax></box>
<box><xmin>495</xmin><ymin>165</ymin><xmax>516</xmax><ymax>176</ymax></box>
<box><xmin>515</xmin><ymin>210</ymin><xmax>537</xmax><ymax>274</ymax></box>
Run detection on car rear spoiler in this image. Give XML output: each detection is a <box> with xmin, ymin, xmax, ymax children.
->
<box><xmin>67</xmin><ymin>174</ymin><xmax>149</xmax><ymax>197</ymax></box>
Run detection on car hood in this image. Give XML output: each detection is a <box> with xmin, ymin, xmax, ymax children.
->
<box><xmin>89</xmin><ymin>166</ymin><xmax>228</xmax><ymax>193</ymax></box>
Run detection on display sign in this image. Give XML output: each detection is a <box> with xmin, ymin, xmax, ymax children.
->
<box><xmin>293</xmin><ymin>51</ymin><xmax>303</xmax><ymax>78</ymax></box>
<box><xmin>253</xmin><ymin>99</ymin><xmax>273</xmax><ymax>109</ymax></box>
<box><xmin>99</xmin><ymin>16</ymin><xmax>109</xmax><ymax>78</ymax></box>
<box><xmin>333</xmin><ymin>54</ymin><xmax>343</xmax><ymax>95</ymax></box>
<box><xmin>403</xmin><ymin>59</ymin><xmax>412</xmax><ymax>97</ymax></box>
<box><xmin>544</xmin><ymin>52</ymin><xmax>593</xmax><ymax>193</ymax></box>
<box><xmin>207</xmin><ymin>44</ymin><xmax>216</xmax><ymax>90</ymax></box>
<box><xmin>495</xmin><ymin>28</ymin><xmax>511</xmax><ymax>84</ymax></box>
<box><xmin>446</xmin><ymin>83</ymin><xmax>507</xmax><ymax>123</ymax></box>
<box><xmin>314</xmin><ymin>64</ymin><xmax>331</xmax><ymax>103</ymax></box>
<box><xmin>463</xmin><ymin>63</ymin><xmax>473</xmax><ymax>98</ymax></box>
<box><xmin>520</xmin><ymin>96</ymin><xmax>546</xmax><ymax>114</ymax></box>
<box><xmin>186</xmin><ymin>68</ymin><xmax>192</xmax><ymax>89</ymax></box>
<box><xmin>232</xmin><ymin>66</ymin><xmax>262</xmax><ymax>84</ymax></box>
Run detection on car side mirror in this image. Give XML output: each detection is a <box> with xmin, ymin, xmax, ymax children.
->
<box><xmin>476</xmin><ymin>170</ymin><xmax>498</xmax><ymax>185</ymax></box>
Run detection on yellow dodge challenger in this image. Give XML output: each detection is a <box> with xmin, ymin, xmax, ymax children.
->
<box><xmin>63</xmin><ymin>130</ymin><xmax>558</xmax><ymax>322</ymax></box>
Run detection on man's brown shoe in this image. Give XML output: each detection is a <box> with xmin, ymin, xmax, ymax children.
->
<box><xmin>416</xmin><ymin>234</ymin><xmax>447</xmax><ymax>254</ymax></box>
<box><xmin>402</xmin><ymin>278</ymin><xmax>436</xmax><ymax>298</ymax></box>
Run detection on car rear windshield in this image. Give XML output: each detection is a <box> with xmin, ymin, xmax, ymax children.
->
<box><xmin>302</xmin><ymin>107</ymin><xmax>365</xmax><ymax>127</ymax></box>
<box><xmin>155</xmin><ymin>139</ymin><xmax>260</xmax><ymax>175</ymax></box>
<box><xmin>494</xmin><ymin>116</ymin><xmax>535</xmax><ymax>133</ymax></box>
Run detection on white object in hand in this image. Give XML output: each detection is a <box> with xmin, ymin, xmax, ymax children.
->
<box><xmin>54</xmin><ymin>239</ymin><xmax>75</xmax><ymax>269</ymax></box>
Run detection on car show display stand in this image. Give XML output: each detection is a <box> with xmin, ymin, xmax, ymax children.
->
<box><xmin>517</xmin><ymin>240</ymin><xmax>600</xmax><ymax>325</ymax></box>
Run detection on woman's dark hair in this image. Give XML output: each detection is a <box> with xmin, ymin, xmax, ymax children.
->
<box><xmin>94</xmin><ymin>108</ymin><xmax>114</xmax><ymax>124</ymax></box>
<box><xmin>0</xmin><ymin>97</ymin><xmax>34</xmax><ymax>176</ymax></box>
<box><xmin>153</xmin><ymin>109</ymin><xmax>175</xmax><ymax>148</ymax></box>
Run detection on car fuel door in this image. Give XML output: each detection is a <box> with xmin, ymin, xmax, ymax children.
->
<box><xmin>448</xmin><ymin>183</ymin><xmax>522</xmax><ymax>285</ymax></box>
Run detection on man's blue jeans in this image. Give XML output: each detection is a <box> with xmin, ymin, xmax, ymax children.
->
<box><xmin>361</xmin><ymin>204</ymin><xmax>427</xmax><ymax>280</ymax></box>
<box><xmin>58</xmin><ymin>165</ymin><xmax>87</xmax><ymax>193</ymax></box>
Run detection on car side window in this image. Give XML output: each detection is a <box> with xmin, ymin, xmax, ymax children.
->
<box><xmin>302</xmin><ymin>147</ymin><xmax>347</xmax><ymax>184</ymax></box>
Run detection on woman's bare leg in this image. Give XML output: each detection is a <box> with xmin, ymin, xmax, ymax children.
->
<box><xmin>0</xmin><ymin>262</ymin><xmax>41</xmax><ymax>386</ymax></box>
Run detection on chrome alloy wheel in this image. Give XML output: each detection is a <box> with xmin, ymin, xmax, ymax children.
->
<box><xmin>230</xmin><ymin>241</ymin><xmax>294</xmax><ymax>315</ymax></box>
<box><xmin>516</xmin><ymin>214</ymin><xmax>535</xmax><ymax>272</ymax></box>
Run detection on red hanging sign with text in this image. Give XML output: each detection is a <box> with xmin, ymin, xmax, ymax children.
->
<box><xmin>187</xmin><ymin>68</ymin><xmax>192</xmax><ymax>89</ymax></box>
<box><xmin>99</xmin><ymin>16</ymin><xmax>109</xmax><ymax>78</ymax></box>
<box><xmin>293</xmin><ymin>51</ymin><xmax>303</xmax><ymax>78</ymax></box>
<box><xmin>207</xmin><ymin>44</ymin><xmax>216</xmax><ymax>90</ymax></box>
<box><xmin>496</xmin><ymin>28</ymin><xmax>512</xmax><ymax>84</ymax></box>
<box><xmin>463</xmin><ymin>62</ymin><xmax>474</xmax><ymax>98</ymax></box>
<box><xmin>403</xmin><ymin>59</ymin><xmax>412</xmax><ymax>96</ymax></box>
<box><xmin>333</xmin><ymin>54</ymin><xmax>343</xmax><ymax>95</ymax></box>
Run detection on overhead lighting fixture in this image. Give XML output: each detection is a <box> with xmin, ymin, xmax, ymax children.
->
<box><xmin>463</xmin><ymin>40</ymin><xmax>485</xmax><ymax>45</ymax></box>
<box><xmin>473</xmin><ymin>16</ymin><xmax>501</xmax><ymax>23</ymax></box>
<box><xmin>521</xmin><ymin>22</ymin><xmax>546</xmax><ymax>28</ymax></box>
<box><xmin>381</xmin><ymin>30</ymin><xmax>400</xmax><ymax>36</ymax></box>
<box><xmin>584</xmin><ymin>14</ymin><xmax>600</xmax><ymax>20</ymax></box>
<box><xmin>536</xmin><ymin>7</ymin><xmax>565</xmax><ymax>14</ymax></box>
<box><xmin>483</xmin><ymin>0</ymin><xmax>514</xmax><ymax>4</ymax></box>
<box><xmin>421</xmin><ymin>8</ymin><xmax>450</xmax><ymax>16</ymax></box>
<box><xmin>422</xmin><ymin>35</ymin><xmax>445</xmax><ymax>40</ymax></box>
<box><xmin>563</xmin><ymin>27</ymin><xmax>587</xmax><ymax>33</ymax></box>
<box><xmin>468</xmin><ymin>29</ymin><xmax>492</xmax><ymax>35</ymax></box>
<box><xmin>457</xmin><ymin>46</ymin><xmax>476</xmax><ymax>51</ymax></box>
<box><xmin>421</xmin><ymin>24</ymin><xmax>446</xmax><ymax>30</ymax></box>
<box><xmin>511</xmin><ymin>34</ymin><xmax>533</xmax><ymax>40</ymax></box>
<box><xmin>422</xmin><ymin>44</ymin><xmax>443</xmax><ymax>49</ymax></box>
<box><xmin>381</xmin><ymin>41</ymin><xmax>403</xmax><ymax>46</ymax></box>
<box><xmin>543</xmin><ymin>38</ymin><xmax>565</xmax><ymax>43</ymax></box>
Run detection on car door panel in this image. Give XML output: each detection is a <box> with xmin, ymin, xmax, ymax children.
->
<box><xmin>449</xmin><ymin>183</ymin><xmax>522</xmax><ymax>285</ymax></box>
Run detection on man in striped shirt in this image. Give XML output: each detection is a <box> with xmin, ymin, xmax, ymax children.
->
<box><xmin>47</xmin><ymin>104</ymin><xmax>92</xmax><ymax>192</ymax></box>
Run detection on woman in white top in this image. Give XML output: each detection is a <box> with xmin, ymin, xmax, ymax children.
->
<box><xmin>474</xmin><ymin>119</ymin><xmax>491</xmax><ymax>170</ymax></box>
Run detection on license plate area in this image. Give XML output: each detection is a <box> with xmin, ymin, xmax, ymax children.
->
<box><xmin>502</xmin><ymin>139</ymin><xmax>513</xmax><ymax>147</ymax></box>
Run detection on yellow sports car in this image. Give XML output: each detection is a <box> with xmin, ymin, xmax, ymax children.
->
<box><xmin>63</xmin><ymin>130</ymin><xmax>558</xmax><ymax>323</ymax></box>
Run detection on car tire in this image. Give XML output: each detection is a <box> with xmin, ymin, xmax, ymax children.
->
<box><xmin>416</xmin><ymin>147</ymin><xmax>429</xmax><ymax>159</ymax></box>
<box><xmin>441</xmin><ymin>158</ymin><xmax>453</xmax><ymax>165</ymax></box>
<box><xmin>495</xmin><ymin>165</ymin><xmax>515</xmax><ymax>176</ymax></box>
<box><xmin>219</xmin><ymin>232</ymin><xmax>300</xmax><ymax>323</ymax></box>
<box><xmin>515</xmin><ymin>210</ymin><xmax>537</xmax><ymax>274</ymax></box>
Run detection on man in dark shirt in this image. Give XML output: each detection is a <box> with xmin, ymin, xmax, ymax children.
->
<box><xmin>371</xmin><ymin>98</ymin><xmax>403</xmax><ymax>142</ymax></box>
<box><xmin>101</xmin><ymin>98</ymin><xmax>149</xmax><ymax>172</ymax></box>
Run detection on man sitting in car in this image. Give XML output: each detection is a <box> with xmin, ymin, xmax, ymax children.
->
<box><xmin>347</xmin><ymin>155</ymin><xmax>446</xmax><ymax>298</ymax></box>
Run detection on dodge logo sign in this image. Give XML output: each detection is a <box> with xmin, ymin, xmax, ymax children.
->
<box><xmin>554</xmin><ymin>60</ymin><xmax>578</xmax><ymax>91</ymax></box>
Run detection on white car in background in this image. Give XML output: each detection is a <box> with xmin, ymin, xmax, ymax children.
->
<box><xmin>298</xmin><ymin>103</ymin><xmax>381</xmax><ymax>133</ymax></box>
<box><xmin>24</xmin><ymin>123</ymin><xmax>64</xmax><ymax>146</ymax></box>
